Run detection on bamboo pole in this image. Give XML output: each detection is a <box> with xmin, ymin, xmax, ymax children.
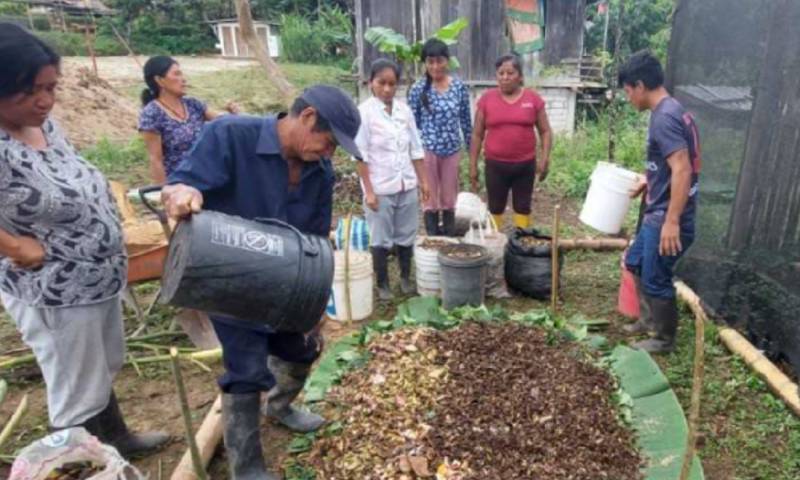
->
<box><xmin>550</xmin><ymin>205</ymin><xmax>561</xmax><ymax>313</ymax></box>
<box><xmin>673</xmin><ymin>281</ymin><xmax>705</xmax><ymax>480</ymax></box>
<box><xmin>170</xmin><ymin>348</ymin><xmax>208</xmax><ymax>480</ymax></box>
<box><xmin>170</xmin><ymin>395</ymin><xmax>224</xmax><ymax>480</ymax></box>
<box><xmin>343</xmin><ymin>214</ymin><xmax>353</xmax><ymax>323</ymax></box>
<box><xmin>0</xmin><ymin>394</ymin><xmax>28</xmax><ymax>451</ymax></box>
<box><xmin>675</xmin><ymin>281</ymin><xmax>800</xmax><ymax>417</ymax></box>
<box><xmin>558</xmin><ymin>237</ymin><xmax>628</xmax><ymax>251</ymax></box>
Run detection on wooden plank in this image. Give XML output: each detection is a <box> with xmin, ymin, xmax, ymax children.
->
<box><xmin>542</xmin><ymin>1</ymin><xmax>586</xmax><ymax>66</ymax></box>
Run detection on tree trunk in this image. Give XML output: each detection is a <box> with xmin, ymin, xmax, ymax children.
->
<box><xmin>233</xmin><ymin>0</ymin><xmax>296</xmax><ymax>102</ymax></box>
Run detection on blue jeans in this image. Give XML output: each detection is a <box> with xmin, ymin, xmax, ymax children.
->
<box><xmin>625</xmin><ymin>223</ymin><xmax>694</xmax><ymax>299</ymax></box>
<box><xmin>210</xmin><ymin>316</ymin><xmax>322</xmax><ymax>394</ymax></box>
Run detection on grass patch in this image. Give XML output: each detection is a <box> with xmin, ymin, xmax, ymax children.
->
<box><xmin>657</xmin><ymin>315</ymin><xmax>800</xmax><ymax>479</ymax></box>
<box><xmin>547</xmin><ymin>107</ymin><xmax>647</xmax><ymax>199</ymax></box>
<box><xmin>80</xmin><ymin>136</ymin><xmax>150</xmax><ymax>187</ymax></box>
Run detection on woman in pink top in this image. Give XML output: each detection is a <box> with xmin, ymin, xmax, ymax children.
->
<box><xmin>469</xmin><ymin>54</ymin><xmax>553</xmax><ymax>229</ymax></box>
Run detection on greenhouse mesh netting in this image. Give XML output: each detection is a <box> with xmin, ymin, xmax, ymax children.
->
<box><xmin>667</xmin><ymin>0</ymin><xmax>800</xmax><ymax>375</ymax></box>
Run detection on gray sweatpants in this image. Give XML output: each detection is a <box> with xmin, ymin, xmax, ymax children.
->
<box><xmin>365</xmin><ymin>188</ymin><xmax>420</xmax><ymax>249</ymax></box>
<box><xmin>1</xmin><ymin>292</ymin><xmax>124</xmax><ymax>428</ymax></box>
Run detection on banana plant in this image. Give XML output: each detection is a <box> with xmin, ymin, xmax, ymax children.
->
<box><xmin>365</xmin><ymin>17</ymin><xmax>469</xmax><ymax>82</ymax></box>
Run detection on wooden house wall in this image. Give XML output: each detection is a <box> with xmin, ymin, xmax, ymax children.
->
<box><xmin>728</xmin><ymin>0</ymin><xmax>800</xmax><ymax>252</ymax></box>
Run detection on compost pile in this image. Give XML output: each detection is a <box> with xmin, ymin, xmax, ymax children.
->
<box><xmin>303</xmin><ymin>323</ymin><xmax>642</xmax><ymax>479</ymax></box>
<box><xmin>519</xmin><ymin>236</ymin><xmax>551</xmax><ymax>248</ymax></box>
<box><xmin>439</xmin><ymin>244</ymin><xmax>484</xmax><ymax>260</ymax></box>
<box><xmin>419</xmin><ymin>238</ymin><xmax>456</xmax><ymax>251</ymax></box>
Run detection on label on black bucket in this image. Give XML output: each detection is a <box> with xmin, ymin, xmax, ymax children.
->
<box><xmin>211</xmin><ymin>221</ymin><xmax>285</xmax><ymax>257</ymax></box>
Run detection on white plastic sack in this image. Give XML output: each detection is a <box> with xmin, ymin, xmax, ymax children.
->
<box><xmin>9</xmin><ymin>428</ymin><xmax>146</xmax><ymax>480</ymax></box>
<box><xmin>455</xmin><ymin>192</ymin><xmax>488</xmax><ymax>237</ymax></box>
<box><xmin>463</xmin><ymin>217</ymin><xmax>511</xmax><ymax>298</ymax></box>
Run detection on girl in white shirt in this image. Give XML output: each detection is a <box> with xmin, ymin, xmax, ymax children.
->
<box><xmin>355</xmin><ymin>59</ymin><xmax>430</xmax><ymax>300</ymax></box>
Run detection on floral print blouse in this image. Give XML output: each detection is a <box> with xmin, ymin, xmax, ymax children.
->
<box><xmin>408</xmin><ymin>76</ymin><xmax>472</xmax><ymax>157</ymax></box>
<box><xmin>138</xmin><ymin>97</ymin><xmax>207</xmax><ymax>176</ymax></box>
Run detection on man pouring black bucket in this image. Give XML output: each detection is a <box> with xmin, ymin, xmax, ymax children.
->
<box><xmin>162</xmin><ymin>85</ymin><xmax>362</xmax><ymax>480</ymax></box>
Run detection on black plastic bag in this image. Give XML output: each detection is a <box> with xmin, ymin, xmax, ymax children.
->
<box><xmin>504</xmin><ymin>228</ymin><xmax>564</xmax><ymax>300</ymax></box>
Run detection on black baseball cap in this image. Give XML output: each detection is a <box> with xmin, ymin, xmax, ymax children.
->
<box><xmin>300</xmin><ymin>85</ymin><xmax>363</xmax><ymax>159</ymax></box>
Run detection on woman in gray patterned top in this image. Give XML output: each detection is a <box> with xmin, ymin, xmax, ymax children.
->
<box><xmin>0</xmin><ymin>24</ymin><xmax>167</xmax><ymax>457</ymax></box>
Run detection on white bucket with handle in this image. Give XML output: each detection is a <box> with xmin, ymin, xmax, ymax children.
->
<box><xmin>579</xmin><ymin>162</ymin><xmax>642</xmax><ymax>234</ymax></box>
<box><xmin>463</xmin><ymin>216</ymin><xmax>510</xmax><ymax>298</ymax></box>
<box><xmin>328</xmin><ymin>250</ymin><xmax>373</xmax><ymax>322</ymax></box>
<box><xmin>414</xmin><ymin>236</ymin><xmax>459</xmax><ymax>297</ymax></box>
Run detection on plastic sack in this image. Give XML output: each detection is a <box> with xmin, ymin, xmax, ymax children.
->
<box><xmin>455</xmin><ymin>192</ymin><xmax>487</xmax><ymax>237</ymax></box>
<box><xmin>504</xmin><ymin>228</ymin><xmax>564</xmax><ymax>300</ymax></box>
<box><xmin>334</xmin><ymin>216</ymin><xmax>370</xmax><ymax>251</ymax></box>
<box><xmin>463</xmin><ymin>217</ymin><xmax>510</xmax><ymax>298</ymax></box>
<box><xmin>9</xmin><ymin>427</ymin><xmax>145</xmax><ymax>480</ymax></box>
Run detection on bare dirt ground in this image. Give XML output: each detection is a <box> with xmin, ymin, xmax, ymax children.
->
<box><xmin>51</xmin><ymin>56</ymin><xmax>257</xmax><ymax>149</ymax></box>
<box><xmin>63</xmin><ymin>56</ymin><xmax>257</xmax><ymax>90</ymax></box>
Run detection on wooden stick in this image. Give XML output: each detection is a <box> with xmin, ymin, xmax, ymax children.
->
<box><xmin>558</xmin><ymin>237</ymin><xmax>628</xmax><ymax>251</ymax></box>
<box><xmin>170</xmin><ymin>395</ymin><xmax>224</xmax><ymax>480</ymax></box>
<box><xmin>0</xmin><ymin>379</ymin><xmax>6</xmax><ymax>407</ymax></box>
<box><xmin>550</xmin><ymin>205</ymin><xmax>561</xmax><ymax>313</ymax></box>
<box><xmin>170</xmin><ymin>348</ymin><xmax>208</xmax><ymax>480</ymax></box>
<box><xmin>109</xmin><ymin>23</ymin><xmax>142</xmax><ymax>68</ymax></box>
<box><xmin>343</xmin><ymin>214</ymin><xmax>353</xmax><ymax>323</ymax></box>
<box><xmin>0</xmin><ymin>394</ymin><xmax>28</xmax><ymax>451</ymax></box>
<box><xmin>674</xmin><ymin>281</ymin><xmax>705</xmax><ymax>480</ymax></box>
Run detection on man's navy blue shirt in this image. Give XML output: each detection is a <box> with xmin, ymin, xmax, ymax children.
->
<box><xmin>168</xmin><ymin>114</ymin><xmax>335</xmax><ymax>237</ymax></box>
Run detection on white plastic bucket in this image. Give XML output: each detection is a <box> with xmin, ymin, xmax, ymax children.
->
<box><xmin>328</xmin><ymin>250</ymin><xmax>373</xmax><ymax>321</ymax></box>
<box><xmin>579</xmin><ymin>162</ymin><xmax>642</xmax><ymax>234</ymax></box>
<box><xmin>414</xmin><ymin>236</ymin><xmax>459</xmax><ymax>297</ymax></box>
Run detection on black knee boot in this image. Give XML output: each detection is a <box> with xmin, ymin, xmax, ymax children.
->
<box><xmin>424</xmin><ymin>211</ymin><xmax>441</xmax><ymax>236</ymax></box>
<box><xmin>442</xmin><ymin>210</ymin><xmax>456</xmax><ymax>237</ymax></box>
<box><xmin>397</xmin><ymin>245</ymin><xmax>416</xmax><ymax>295</ymax></box>
<box><xmin>633</xmin><ymin>296</ymin><xmax>678</xmax><ymax>354</ymax></box>
<box><xmin>222</xmin><ymin>392</ymin><xmax>278</xmax><ymax>480</ymax></box>
<box><xmin>371</xmin><ymin>246</ymin><xmax>393</xmax><ymax>300</ymax></box>
<box><xmin>82</xmin><ymin>391</ymin><xmax>169</xmax><ymax>459</ymax></box>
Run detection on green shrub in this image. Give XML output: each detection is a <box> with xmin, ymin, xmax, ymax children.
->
<box><xmin>81</xmin><ymin>137</ymin><xmax>147</xmax><ymax>179</ymax></box>
<box><xmin>280</xmin><ymin>7</ymin><xmax>352</xmax><ymax>64</ymax></box>
<box><xmin>37</xmin><ymin>31</ymin><xmax>87</xmax><ymax>55</ymax></box>
<box><xmin>547</xmin><ymin>106</ymin><xmax>647</xmax><ymax>198</ymax></box>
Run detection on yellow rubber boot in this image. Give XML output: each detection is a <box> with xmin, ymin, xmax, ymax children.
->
<box><xmin>491</xmin><ymin>214</ymin><xmax>504</xmax><ymax>230</ymax></box>
<box><xmin>513</xmin><ymin>213</ymin><xmax>531</xmax><ymax>229</ymax></box>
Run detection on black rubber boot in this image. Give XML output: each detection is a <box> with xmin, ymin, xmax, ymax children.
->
<box><xmin>222</xmin><ymin>393</ymin><xmax>278</xmax><ymax>480</ymax></box>
<box><xmin>424</xmin><ymin>211</ymin><xmax>441</xmax><ymax>236</ymax></box>
<box><xmin>263</xmin><ymin>357</ymin><xmax>325</xmax><ymax>433</ymax></box>
<box><xmin>633</xmin><ymin>296</ymin><xmax>678</xmax><ymax>354</ymax></box>
<box><xmin>623</xmin><ymin>275</ymin><xmax>654</xmax><ymax>335</ymax></box>
<box><xmin>397</xmin><ymin>245</ymin><xmax>416</xmax><ymax>295</ymax></box>
<box><xmin>82</xmin><ymin>391</ymin><xmax>169</xmax><ymax>459</ymax></box>
<box><xmin>371</xmin><ymin>246</ymin><xmax>393</xmax><ymax>300</ymax></box>
<box><xmin>442</xmin><ymin>210</ymin><xmax>456</xmax><ymax>237</ymax></box>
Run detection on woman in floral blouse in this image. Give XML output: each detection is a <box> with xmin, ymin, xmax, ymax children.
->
<box><xmin>408</xmin><ymin>39</ymin><xmax>473</xmax><ymax>236</ymax></box>
<box><xmin>139</xmin><ymin>56</ymin><xmax>237</xmax><ymax>183</ymax></box>
<box><xmin>0</xmin><ymin>24</ymin><xmax>167</xmax><ymax>457</ymax></box>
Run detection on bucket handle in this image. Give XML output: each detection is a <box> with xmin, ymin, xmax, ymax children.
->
<box><xmin>137</xmin><ymin>185</ymin><xmax>171</xmax><ymax>238</ymax></box>
<box><xmin>254</xmin><ymin>217</ymin><xmax>320</xmax><ymax>257</ymax></box>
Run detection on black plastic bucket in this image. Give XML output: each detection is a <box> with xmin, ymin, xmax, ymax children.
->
<box><xmin>160</xmin><ymin>210</ymin><xmax>334</xmax><ymax>333</ymax></box>
<box><xmin>438</xmin><ymin>244</ymin><xmax>489</xmax><ymax>310</ymax></box>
